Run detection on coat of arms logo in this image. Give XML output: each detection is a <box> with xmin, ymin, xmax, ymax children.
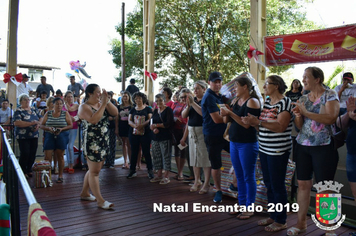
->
<box><xmin>273</xmin><ymin>38</ymin><xmax>285</xmax><ymax>56</ymax></box>
<box><xmin>311</xmin><ymin>181</ymin><xmax>346</xmax><ymax>230</ymax></box>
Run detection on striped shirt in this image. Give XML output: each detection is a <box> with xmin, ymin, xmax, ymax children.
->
<box><xmin>45</xmin><ymin>110</ymin><xmax>68</xmax><ymax>132</ymax></box>
<box><xmin>258</xmin><ymin>96</ymin><xmax>292</xmax><ymax>156</ymax></box>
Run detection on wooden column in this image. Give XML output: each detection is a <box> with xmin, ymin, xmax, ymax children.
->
<box><xmin>250</xmin><ymin>0</ymin><xmax>266</xmax><ymax>92</ymax></box>
<box><xmin>121</xmin><ymin>3</ymin><xmax>126</xmax><ymax>91</ymax></box>
<box><xmin>6</xmin><ymin>0</ymin><xmax>19</xmax><ymax>108</ymax></box>
<box><xmin>143</xmin><ymin>0</ymin><xmax>155</xmax><ymax>104</ymax></box>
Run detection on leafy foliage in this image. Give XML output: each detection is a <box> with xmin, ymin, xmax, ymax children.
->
<box><xmin>110</xmin><ymin>0</ymin><xmax>319</xmax><ymax>89</ymax></box>
<box><xmin>325</xmin><ymin>65</ymin><xmax>344</xmax><ymax>89</ymax></box>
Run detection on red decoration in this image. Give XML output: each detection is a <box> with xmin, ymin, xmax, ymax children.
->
<box><xmin>3</xmin><ymin>73</ymin><xmax>22</xmax><ymax>84</ymax></box>
<box><xmin>144</xmin><ymin>70</ymin><xmax>157</xmax><ymax>81</ymax></box>
<box><xmin>247</xmin><ymin>45</ymin><xmax>264</xmax><ymax>59</ymax></box>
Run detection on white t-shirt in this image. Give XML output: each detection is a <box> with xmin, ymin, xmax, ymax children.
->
<box><xmin>0</xmin><ymin>107</ymin><xmax>13</xmax><ymax>124</ymax></box>
<box><xmin>17</xmin><ymin>82</ymin><xmax>33</xmax><ymax>97</ymax></box>
<box><xmin>36</xmin><ymin>97</ymin><xmax>47</xmax><ymax>108</ymax></box>
<box><xmin>334</xmin><ymin>84</ymin><xmax>356</xmax><ymax>108</ymax></box>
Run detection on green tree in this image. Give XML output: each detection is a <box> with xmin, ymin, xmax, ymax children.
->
<box><xmin>110</xmin><ymin>0</ymin><xmax>319</xmax><ymax>89</ymax></box>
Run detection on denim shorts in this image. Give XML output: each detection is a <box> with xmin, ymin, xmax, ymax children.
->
<box><xmin>43</xmin><ymin>131</ymin><xmax>69</xmax><ymax>150</ymax></box>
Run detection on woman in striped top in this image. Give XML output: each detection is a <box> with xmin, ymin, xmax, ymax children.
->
<box><xmin>242</xmin><ymin>75</ymin><xmax>292</xmax><ymax>232</ymax></box>
<box><xmin>40</xmin><ymin>97</ymin><xmax>72</xmax><ymax>183</ymax></box>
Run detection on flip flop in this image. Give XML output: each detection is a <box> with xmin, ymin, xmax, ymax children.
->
<box><xmin>99</xmin><ymin>201</ymin><xmax>114</xmax><ymax>210</ymax></box>
<box><xmin>81</xmin><ymin>194</ymin><xmax>96</xmax><ymax>202</ymax></box>
<box><xmin>56</xmin><ymin>178</ymin><xmax>63</xmax><ymax>183</ymax></box>
<box><xmin>265</xmin><ymin>222</ymin><xmax>287</xmax><ymax>232</ymax></box>
<box><xmin>286</xmin><ymin>227</ymin><xmax>307</xmax><ymax>235</ymax></box>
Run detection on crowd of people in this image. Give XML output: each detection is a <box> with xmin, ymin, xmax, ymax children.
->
<box><xmin>4</xmin><ymin>68</ymin><xmax>355</xmax><ymax>234</ymax></box>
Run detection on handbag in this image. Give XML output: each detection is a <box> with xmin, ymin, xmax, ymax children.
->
<box><xmin>158</xmin><ymin>110</ymin><xmax>176</xmax><ymax>145</ymax></box>
<box><xmin>133</xmin><ymin>115</ymin><xmax>145</xmax><ymax>135</ymax></box>
<box><xmin>331</xmin><ymin>114</ymin><xmax>346</xmax><ymax>150</ymax></box>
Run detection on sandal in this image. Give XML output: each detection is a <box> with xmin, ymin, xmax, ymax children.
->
<box><xmin>265</xmin><ymin>222</ymin><xmax>287</xmax><ymax>232</ymax></box>
<box><xmin>68</xmin><ymin>168</ymin><xmax>75</xmax><ymax>174</ymax></box>
<box><xmin>159</xmin><ymin>178</ymin><xmax>170</xmax><ymax>185</ymax></box>
<box><xmin>286</xmin><ymin>227</ymin><xmax>307</xmax><ymax>235</ymax></box>
<box><xmin>199</xmin><ymin>185</ymin><xmax>210</xmax><ymax>194</ymax></box>
<box><xmin>190</xmin><ymin>181</ymin><xmax>202</xmax><ymax>192</ymax></box>
<box><xmin>54</xmin><ymin>167</ymin><xmax>59</xmax><ymax>174</ymax></box>
<box><xmin>258</xmin><ymin>218</ymin><xmax>274</xmax><ymax>226</ymax></box>
<box><xmin>237</xmin><ymin>213</ymin><xmax>254</xmax><ymax>220</ymax></box>
<box><xmin>99</xmin><ymin>201</ymin><xmax>114</xmax><ymax>210</ymax></box>
<box><xmin>150</xmin><ymin>176</ymin><xmax>162</xmax><ymax>183</ymax></box>
<box><xmin>177</xmin><ymin>176</ymin><xmax>184</xmax><ymax>181</ymax></box>
<box><xmin>81</xmin><ymin>194</ymin><xmax>96</xmax><ymax>201</ymax></box>
<box><xmin>56</xmin><ymin>178</ymin><xmax>63</xmax><ymax>183</ymax></box>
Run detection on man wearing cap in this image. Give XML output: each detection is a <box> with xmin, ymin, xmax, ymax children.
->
<box><xmin>36</xmin><ymin>76</ymin><xmax>54</xmax><ymax>98</ymax></box>
<box><xmin>67</xmin><ymin>76</ymin><xmax>84</xmax><ymax>104</ymax></box>
<box><xmin>17</xmin><ymin>74</ymin><xmax>34</xmax><ymax>97</ymax></box>
<box><xmin>201</xmin><ymin>71</ymin><xmax>230</xmax><ymax>203</ymax></box>
<box><xmin>126</xmin><ymin>78</ymin><xmax>139</xmax><ymax>96</ymax></box>
<box><xmin>334</xmin><ymin>72</ymin><xmax>356</xmax><ymax>115</ymax></box>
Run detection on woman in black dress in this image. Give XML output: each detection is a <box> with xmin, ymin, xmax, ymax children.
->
<box><xmin>115</xmin><ymin>91</ymin><xmax>133</xmax><ymax>169</ymax></box>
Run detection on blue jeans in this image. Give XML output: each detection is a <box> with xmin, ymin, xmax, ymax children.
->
<box><xmin>259</xmin><ymin>151</ymin><xmax>290</xmax><ymax>224</ymax></box>
<box><xmin>347</xmin><ymin>153</ymin><xmax>356</xmax><ymax>182</ymax></box>
<box><xmin>65</xmin><ymin>129</ymin><xmax>78</xmax><ymax>165</ymax></box>
<box><xmin>230</xmin><ymin>141</ymin><xmax>258</xmax><ymax>207</ymax></box>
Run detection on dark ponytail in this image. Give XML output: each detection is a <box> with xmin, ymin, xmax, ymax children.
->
<box><xmin>250</xmin><ymin>86</ymin><xmax>259</xmax><ymax>101</ymax></box>
<box><xmin>236</xmin><ymin>76</ymin><xmax>260</xmax><ymax>103</ymax></box>
<box><xmin>84</xmin><ymin>84</ymin><xmax>99</xmax><ymax>102</ymax></box>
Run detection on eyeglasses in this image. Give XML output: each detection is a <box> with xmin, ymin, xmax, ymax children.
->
<box><xmin>264</xmin><ymin>82</ymin><xmax>277</xmax><ymax>86</ymax></box>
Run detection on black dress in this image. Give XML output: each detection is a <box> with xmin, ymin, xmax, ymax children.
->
<box><xmin>118</xmin><ymin>105</ymin><xmax>132</xmax><ymax>137</ymax></box>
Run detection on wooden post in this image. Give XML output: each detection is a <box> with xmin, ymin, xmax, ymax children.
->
<box><xmin>121</xmin><ymin>2</ymin><xmax>126</xmax><ymax>92</ymax></box>
<box><xmin>250</xmin><ymin>0</ymin><xmax>266</xmax><ymax>92</ymax></box>
<box><xmin>6</xmin><ymin>0</ymin><xmax>19</xmax><ymax>108</ymax></box>
<box><xmin>143</xmin><ymin>0</ymin><xmax>155</xmax><ymax>104</ymax></box>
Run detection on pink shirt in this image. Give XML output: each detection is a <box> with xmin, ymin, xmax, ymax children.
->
<box><xmin>62</xmin><ymin>104</ymin><xmax>78</xmax><ymax>129</ymax></box>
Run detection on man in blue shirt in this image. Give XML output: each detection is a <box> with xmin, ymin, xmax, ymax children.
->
<box><xmin>201</xmin><ymin>71</ymin><xmax>230</xmax><ymax>203</ymax></box>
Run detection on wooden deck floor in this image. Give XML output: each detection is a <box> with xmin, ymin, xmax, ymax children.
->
<box><xmin>19</xmin><ymin>164</ymin><xmax>355</xmax><ymax>236</ymax></box>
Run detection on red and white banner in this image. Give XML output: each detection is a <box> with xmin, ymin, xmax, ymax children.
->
<box><xmin>264</xmin><ymin>24</ymin><xmax>356</xmax><ymax>66</ymax></box>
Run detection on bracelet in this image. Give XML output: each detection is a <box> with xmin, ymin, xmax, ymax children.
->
<box><xmin>258</xmin><ymin>120</ymin><xmax>262</xmax><ymax>127</ymax></box>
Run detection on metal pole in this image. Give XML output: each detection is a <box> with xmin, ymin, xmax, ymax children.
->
<box><xmin>121</xmin><ymin>2</ymin><xmax>126</xmax><ymax>92</ymax></box>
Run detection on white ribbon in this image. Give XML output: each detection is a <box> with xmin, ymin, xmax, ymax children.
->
<box><xmin>10</xmin><ymin>76</ymin><xmax>22</xmax><ymax>86</ymax></box>
<box><xmin>41</xmin><ymin>170</ymin><xmax>53</xmax><ymax>188</ymax></box>
<box><xmin>251</xmin><ymin>50</ymin><xmax>269</xmax><ymax>72</ymax></box>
